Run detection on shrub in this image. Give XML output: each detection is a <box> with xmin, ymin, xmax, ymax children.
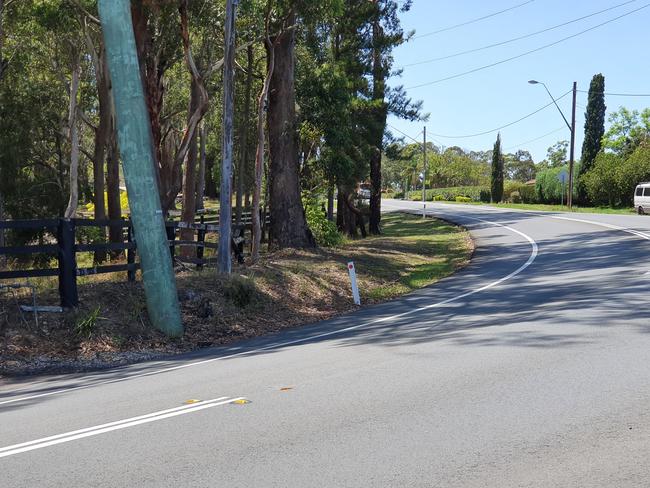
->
<box><xmin>455</xmin><ymin>196</ymin><xmax>471</xmax><ymax>203</ymax></box>
<box><xmin>503</xmin><ymin>181</ymin><xmax>537</xmax><ymax>204</ymax></box>
<box><xmin>433</xmin><ymin>195</ymin><xmax>444</xmax><ymax>201</ymax></box>
<box><xmin>535</xmin><ymin>164</ymin><xmax>580</xmax><ymax>204</ymax></box>
<box><xmin>407</xmin><ymin>186</ymin><xmax>489</xmax><ymax>202</ymax></box>
<box><xmin>510</xmin><ymin>191</ymin><xmax>522</xmax><ymax>204</ymax></box>
<box><xmin>479</xmin><ymin>189</ymin><xmax>491</xmax><ymax>203</ymax></box>
<box><xmin>304</xmin><ymin>198</ymin><xmax>343</xmax><ymax>247</ymax></box>
<box><xmin>223</xmin><ymin>275</ymin><xmax>257</xmax><ymax>308</ymax></box>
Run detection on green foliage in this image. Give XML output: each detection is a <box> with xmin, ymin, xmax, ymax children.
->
<box><xmin>407</xmin><ymin>186</ymin><xmax>489</xmax><ymax>202</ymax></box>
<box><xmin>75</xmin><ymin>306</ymin><xmax>101</xmax><ymax>338</ymax></box>
<box><xmin>503</xmin><ymin>181</ymin><xmax>537</xmax><ymax>204</ymax></box>
<box><xmin>504</xmin><ymin>150</ymin><xmax>536</xmax><ymax>182</ymax></box>
<box><xmin>602</xmin><ymin>107</ymin><xmax>650</xmax><ymax>157</ymax></box>
<box><xmin>223</xmin><ymin>275</ymin><xmax>257</xmax><ymax>308</ymax></box>
<box><xmin>479</xmin><ymin>189</ymin><xmax>491</xmax><ymax>203</ymax></box>
<box><xmin>578</xmin><ymin>73</ymin><xmax>606</xmax><ymax>204</ymax></box>
<box><xmin>541</xmin><ymin>140</ymin><xmax>569</xmax><ymax>168</ymax></box>
<box><xmin>490</xmin><ymin>133</ymin><xmax>504</xmax><ymax>203</ymax></box>
<box><xmin>535</xmin><ymin>164</ymin><xmax>580</xmax><ymax>204</ymax></box>
<box><xmin>455</xmin><ymin>196</ymin><xmax>471</xmax><ymax>203</ymax></box>
<box><xmin>304</xmin><ymin>198</ymin><xmax>343</xmax><ymax>247</ymax></box>
<box><xmin>582</xmin><ymin>152</ymin><xmax>623</xmax><ymax>206</ymax></box>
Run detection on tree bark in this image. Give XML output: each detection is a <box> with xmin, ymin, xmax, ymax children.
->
<box><xmin>106</xmin><ymin>132</ymin><xmax>122</xmax><ymax>251</ymax></box>
<box><xmin>327</xmin><ymin>185</ymin><xmax>334</xmax><ymax>221</ymax></box>
<box><xmin>0</xmin><ymin>0</ymin><xmax>5</xmax><ymax>255</ymax></box>
<box><xmin>64</xmin><ymin>55</ymin><xmax>81</xmax><ymax>219</ymax></box>
<box><xmin>195</xmin><ymin>122</ymin><xmax>206</xmax><ymax>211</ymax></box>
<box><xmin>267</xmin><ymin>12</ymin><xmax>315</xmax><ymax>249</ymax></box>
<box><xmin>369</xmin><ymin>11</ymin><xmax>386</xmax><ymax>235</ymax></box>
<box><xmin>180</xmin><ymin>79</ymin><xmax>200</xmax><ymax>257</ymax></box>
<box><xmin>236</xmin><ymin>44</ymin><xmax>254</xmax><ymax>226</ymax></box>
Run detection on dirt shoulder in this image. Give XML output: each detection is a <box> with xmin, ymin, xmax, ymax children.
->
<box><xmin>0</xmin><ymin>213</ymin><xmax>474</xmax><ymax>377</ymax></box>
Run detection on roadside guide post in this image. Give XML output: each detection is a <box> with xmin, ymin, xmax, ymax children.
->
<box><xmin>347</xmin><ymin>262</ymin><xmax>361</xmax><ymax>306</ymax></box>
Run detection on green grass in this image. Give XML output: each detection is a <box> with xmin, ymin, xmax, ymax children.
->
<box><xmin>346</xmin><ymin>213</ymin><xmax>473</xmax><ymax>301</ymax></box>
<box><xmin>439</xmin><ymin>200</ymin><xmax>635</xmax><ymax>215</ymax></box>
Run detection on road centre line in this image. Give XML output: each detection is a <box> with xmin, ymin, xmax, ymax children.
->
<box><xmin>0</xmin><ymin>213</ymin><xmax>538</xmax><ymax>407</ymax></box>
<box><xmin>0</xmin><ymin>397</ymin><xmax>243</xmax><ymax>459</ymax></box>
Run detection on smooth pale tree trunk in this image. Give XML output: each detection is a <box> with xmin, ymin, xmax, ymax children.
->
<box><xmin>98</xmin><ymin>0</ymin><xmax>182</xmax><ymax>337</ymax></box>
<box><xmin>106</xmin><ymin>133</ymin><xmax>122</xmax><ymax>253</ymax></box>
<box><xmin>251</xmin><ymin>39</ymin><xmax>274</xmax><ymax>263</ymax></box>
<box><xmin>195</xmin><ymin>123</ymin><xmax>206</xmax><ymax>211</ymax></box>
<box><xmin>236</xmin><ymin>45</ymin><xmax>254</xmax><ymax>226</ymax></box>
<box><xmin>267</xmin><ymin>13</ymin><xmax>315</xmax><ymax>249</ymax></box>
<box><xmin>327</xmin><ymin>186</ymin><xmax>334</xmax><ymax>221</ymax></box>
<box><xmin>180</xmin><ymin>80</ymin><xmax>200</xmax><ymax>257</ymax></box>
<box><xmin>64</xmin><ymin>56</ymin><xmax>81</xmax><ymax>219</ymax></box>
<box><xmin>218</xmin><ymin>0</ymin><xmax>237</xmax><ymax>273</ymax></box>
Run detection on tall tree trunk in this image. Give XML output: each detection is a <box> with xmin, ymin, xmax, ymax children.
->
<box><xmin>0</xmin><ymin>0</ymin><xmax>5</xmax><ymax>255</ymax></box>
<box><xmin>195</xmin><ymin>122</ymin><xmax>206</xmax><ymax>211</ymax></box>
<box><xmin>369</xmin><ymin>12</ymin><xmax>386</xmax><ymax>235</ymax></box>
<box><xmin>236</xmin><ymin>44</ymin><xmax>254</xmax><ymax>226</ymax></box>
<box><xmin>251</xmin><ymin>32</ymin><xmax>275</xmax><ymax>263</ymax></box>
<box><xmin>180</xmin><ymin>79</ymin><xmax>200</xmax><ymax>257</ymax></box>
<box><xmin>106</xmin><ymin>133</ymin><xmax>122</xmax><ymax>252</ymax></box>
<box><xmin>64</xmin><ymin>55</ymin><xmax>81</xmax><ymax>219</ymax></box>
<box><xmin>267</xmin><ymin>12</ymin><xmax>315</xmax><ymax>249</ymax></box>
<box><xmin>205</xmin><ymin>154</ymin><xmax>217</xmax><ymax>198</ymax></box>
<box><xmin>327</xmin><ymin>185</ymin><xmax>334</xmax><ymax>221</ymax></box>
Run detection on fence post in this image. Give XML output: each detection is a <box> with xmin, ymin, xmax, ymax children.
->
<box><xmin>166</xmin><ymin>223</ymin><xmax>176</xmax><ymax>261</ymax></box>
<box><xmin>57</xmin><ymin>218</ymin><xmax>78</xmax><ymax>308</ymax></box>
<box><xmin>197</xmin><ymin>215</ymin><xmax>205</xmax><ymax>270</ymax></box>
<box><xmin>127</xmin><ymin>218</ymin><xmax>136</xmax><ymax>282</ymax></box>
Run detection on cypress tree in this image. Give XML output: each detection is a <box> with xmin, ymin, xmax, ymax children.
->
<box><xmin>578</xmin><ymin>73</ymin><xmax>606</xmax><ymax>204</ymax></box>
<box><xmin>491</xmin><ymin>132</ymin><xmax>504</xmax><ymax>203</ymax></box>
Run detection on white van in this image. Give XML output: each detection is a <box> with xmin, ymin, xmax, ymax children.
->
<box><xmin>634</xmin><ymin>183</ymin><xmax>650</xmax><ymax>214</ymax></box>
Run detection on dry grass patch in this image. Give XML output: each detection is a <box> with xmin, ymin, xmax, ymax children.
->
<box><xmin>0</xmin><ymin>213</ymin><xmax>472</xmax><ymax>375</ymax></box>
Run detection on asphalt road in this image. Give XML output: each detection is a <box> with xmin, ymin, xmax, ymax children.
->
<box><xmin>3</xmin><ymin>200</ymin><xmax>650</xmax><ymax>487</ymax></box>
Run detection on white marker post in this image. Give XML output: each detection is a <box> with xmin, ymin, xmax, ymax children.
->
<box><xmin>347</xmin><ymin>261</ymin><xmax>361</xmax><ymax>306</ymax></box>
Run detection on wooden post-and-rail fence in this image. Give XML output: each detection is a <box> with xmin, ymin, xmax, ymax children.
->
<box><xmin>0</xmin><ymin>210</ymin><xmax>270</xmax><ymax>308</ymax></box>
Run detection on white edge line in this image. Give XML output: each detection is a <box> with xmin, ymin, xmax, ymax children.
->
<box><xmin>0</xmin><ymin>397</ymin><xmax>244</xmax><ymax>458</ymax></box>
<box><xmin>0</xmin><ymin>208</ymin><xmax>539</xmax><ymax>407</ymax></box>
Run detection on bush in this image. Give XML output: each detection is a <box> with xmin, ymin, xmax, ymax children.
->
<box><xmin>535</xmin><ymin>164</ymin><xmax>580</xmax><ymax>204</ymax></box>
<box><xmin>223</xmin><ymin>275</ymin><xmax>257</xmax><ymax>308</ymax></box>
<box><xmin>407</xmin><ymin>186</ymin><xmax>489</xmax><ymax>202</ymax></box>
<box><xmin>455</xmin><ymin>196</ymin><xmax>471</xmax><ymax>203</ymax></box>
<box><xmin>304</xmin><ymin>198</ymin><xmax>343</xmax><ymax>247</ymax></box>
<box><xmin>503</xmin><ymin>181</ymin><xmax>537</xmax><ymax>204</ymax></box>
<box><xmin>479</xmin><ymin>189</ymin><xmax>491</xmax><ymax>203</ymax></box>
<box><xmin>433</xmin><ymin>195</ymin><xmax>444</xmax><ymax>201</ymax></box>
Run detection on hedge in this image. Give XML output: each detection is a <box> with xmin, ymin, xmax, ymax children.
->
<box><xmin>407</xmin><ymin>186</ymin><xmax>489</xmax><ymax>202</ymax></box>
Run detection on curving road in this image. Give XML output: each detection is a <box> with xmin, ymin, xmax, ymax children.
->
<box><xmin>2</xmin><ymin>200</ymin><xmax>650</xmax><ymax>487</ymax></box>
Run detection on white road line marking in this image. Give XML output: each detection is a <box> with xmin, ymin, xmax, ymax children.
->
<box><xmin>0</xmin><ymin>209</ymin><xmax>538</xmax><ymax>407</ymax></box>
<box><xmin>0</xmin><ymin>397</ymin><xmax>242</xmax><ymax>458</ymax></box>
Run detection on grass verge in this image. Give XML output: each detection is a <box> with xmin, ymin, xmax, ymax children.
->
<box><xmin>0</xmin><ymin>213</ymin><xmax>472</xmax><ymax>375</ymax></box>
<box><xmin>434</xmin><ymin>200</ymin><xmax>635</xmax><ymax>215</ymax></box>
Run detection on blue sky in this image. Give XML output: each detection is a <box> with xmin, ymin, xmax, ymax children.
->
<box><xmin>388</xmin><ymin>0</ymin><xmax>650</xmax><ymax>162</ymax></box>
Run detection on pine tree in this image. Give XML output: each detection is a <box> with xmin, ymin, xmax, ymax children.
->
<box><xmin>578</xmin><ymin>73</ymin><xmax>606</xmax><ymax>204</ymax></box>
<box><xmin>491</xmin><ymin>133</ymin><xmax>504</xmax><ymax>203</ymax></box>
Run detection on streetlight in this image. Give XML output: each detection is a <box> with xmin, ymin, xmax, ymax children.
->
<box><xmin>528</xmin><ymin>79</ymin><xmax>577</xmax><ymax>208</ymax></box>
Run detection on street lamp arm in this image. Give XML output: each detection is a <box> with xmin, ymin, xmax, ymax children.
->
<box><xmin>541</xmin><ymin>82</ymin><xmax>571</xmax><ymax>132</ymax></box>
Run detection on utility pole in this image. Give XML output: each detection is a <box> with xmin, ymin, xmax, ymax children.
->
<box><xmin>218</xmin><ymin>0</ymin><xmax>237</xmax><ymax>274</ymax></box>
<box><xmin>422</xmin><ymin>127</ymin><xmax>427</xmax><ymax>218</ymax></box>
<box><xmin>98</xmin><ymin>0</ymin><xmax>182</xmax><ymax>337</ymax></box>
<box><xmin>568</xmin><ymin>81</ymin><xmax>577</xmax><ymax>209</ymax></box>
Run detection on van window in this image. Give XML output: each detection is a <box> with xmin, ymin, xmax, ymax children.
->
<box><xmin>637</xmin><ymin>187</ymin><xmax>644</xmax><ymax>196</ymax></box>
<box><xmin>645</xmin><ymin>188</ymin><xmax>650</xmax><ymax>197</ymax></box>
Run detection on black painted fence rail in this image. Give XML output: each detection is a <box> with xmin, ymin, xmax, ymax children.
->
<box><xmin>0</xmin><ymin>210</ymin><xmax>270</xmax><ymax>307</ymax></box>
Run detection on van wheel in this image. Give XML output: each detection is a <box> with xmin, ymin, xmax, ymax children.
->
<box><xmin>639</xmin><ymin>206</ymin><xmax>645</xmax><ymax>215</ymax></box>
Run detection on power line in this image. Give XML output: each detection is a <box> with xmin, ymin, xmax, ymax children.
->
<box><xmin>427</xmin><ymin>90</ymin><xmax>572</xmax><ymax>139</ymax></box>
<box><xmin>403</xmin><ymin>0</ymin><xmax>636</xmax><ymax>68</ymax></box>
<box><xmin>412</xmin><ymin>0</ymin><xmax>536</xmax><ymax>39</ymax></box>
<box><xmin>503</xmin><ymin>126</ymin><xmax>566</xmax><ymax>151</ymax></box>
<box><xmin>577</xmin><ymin>90</ymin><xmax>650</xmax><ymax>97</ymax></box>
<box><xmin>387</xmin><ymin>124</ymin><xmax>422</xmax><ymax>144</ymax></box>
<box><xmin>406</xmin><ymin>3</ymin><xmax>650</xmax><ymax>90</ymax></box>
